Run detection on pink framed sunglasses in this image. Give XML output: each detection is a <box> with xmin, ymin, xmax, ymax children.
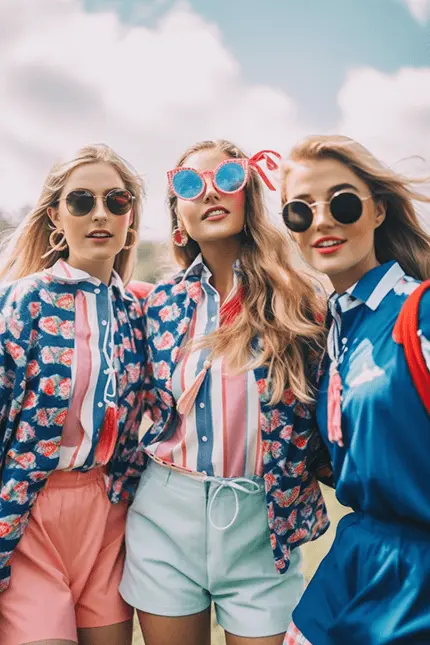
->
<box><xmin>167</xmin><ymin>150</ymin><xmax>281</xmax><ymax>201</ymax></box>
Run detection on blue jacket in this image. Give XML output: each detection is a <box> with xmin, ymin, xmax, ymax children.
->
<box><xmin>0</xmin><ymin>266</ymin><xmax>147</xmax><ymax>590</ymax></box>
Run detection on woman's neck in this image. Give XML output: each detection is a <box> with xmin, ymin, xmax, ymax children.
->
<box><xmin>65</xmin><ymin>255</ymin><xmax>115</xmax><ymax>286</ymax></box>
<box><xmin>199</xmin><ymin>238</ymin><xmax>241</xmax><ymax>304</ymax></box>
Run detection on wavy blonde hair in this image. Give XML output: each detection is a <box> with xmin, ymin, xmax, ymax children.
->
<box><xmin>168</xmin><ymin>139</ymin><xmax>326</xmax><ymax>405</ymax></box>
<box><xmin>0</xmin><ymin>144</ymin><xmax>144</xmax><ymax>284</ymax></box>
<box><xmin>281</xmin><ymin>135</ymin><xmax>430</xmax><ymax>281</ymax></box>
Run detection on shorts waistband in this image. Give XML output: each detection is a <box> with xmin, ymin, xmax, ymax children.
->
<box><xmin>144</xmin><ymin>459</ymin><xmax>264</xmax><ymax>531</ymax></box>
<box><xmin>146</xmin><ymin>456</ymin><xmax>264</xmax><ymax>487</ymax></box>
<box><xmin>45</xmin><ymin>467</ymin><xmax>108</xmax><ymax>490</ymax></box>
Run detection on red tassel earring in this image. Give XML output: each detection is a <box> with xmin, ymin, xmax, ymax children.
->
<box><xmin>173</xmin><ymin>226</ymin><xmax>188</xmax><ymax>247</ymax></box>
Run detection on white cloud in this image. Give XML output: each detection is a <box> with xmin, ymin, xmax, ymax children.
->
<box><xmin>0</xmin><ymin>0</ymin><xmax>305</xmax><ymax>238</ymax></box>
<box><xmin>399</xmin><ymin>0</ymin><xmax>430</xmax><ymax>23</ymax></box>
<box><xmin>337</xmin><ymin>66</ymin><xmax>430</xmax><ymax>175</ymax></box>
<box><xmin>0</xmin><ymin>0</ymin><xmax>429</xmax><ymax>241</ymax></box>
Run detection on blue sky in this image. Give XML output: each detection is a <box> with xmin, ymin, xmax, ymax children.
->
<box><xmin>1</xmin><ymin>0</ymin><xmax>429</xmax><ymax>237</ymax></box>
<box><xmin>85</xmin><ymin>0</ymin><xmax>429</xmax><ymax>125</ymax></box>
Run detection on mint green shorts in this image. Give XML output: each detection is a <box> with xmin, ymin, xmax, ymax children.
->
<box><xmin>120</xmin><ymin>460</ymin><xmax>304</xmax><ymax>638</ymax></box>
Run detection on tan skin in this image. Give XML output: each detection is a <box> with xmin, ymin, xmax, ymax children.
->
<box><xmin>24</xmin><ymin>163</ymin><xmax>134</xmax><ymax>645</ymax></box>
<box><xmin>137</xmin><ymin>148</ymin><xmax>284</xmax><ymax>645</ymax></box>
<box><xmin>283</xmin><ymin>158</ymin><xmax>386</xmax><ymax>293</ymax></box>
<box><xmin>26</xmin><ymin>620</ymin><xmax>133</xmax><ymax>645</ymax></box>
<box><xmin>48</xmin><ymin>161</ymin><xmax>133</xmax><ymax>285</ymax></box>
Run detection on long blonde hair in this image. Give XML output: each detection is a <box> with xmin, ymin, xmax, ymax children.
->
<box><xmin>281</xmin><ymin>135</ymin><xmax>430</xmax><ymax>281</ymax></box>
<box><xmin>0</xmin><ymin>144</ymin><xmax>144</xmax><ymax>284</ymax></box>
<box><xmin>168</xmin><ymin>139</ymin><xmax>326</xmax><ymax>405</ymax></box>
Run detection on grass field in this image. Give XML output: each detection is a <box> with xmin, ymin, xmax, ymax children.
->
<box><xmin>132</xmin><ymin>485</ymin><xmax>348</xmax><ymax>644</ymax></box>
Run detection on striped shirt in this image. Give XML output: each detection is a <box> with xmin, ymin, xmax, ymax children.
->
<box><xmin>48</xmin><ymin>260</ymin><xmax>126</xmax><ymax>471</ymax></box>
<box><xmin>146</xmin><ymin>254</ymin><xmax>263</xmax><ymax>477</ymax></box>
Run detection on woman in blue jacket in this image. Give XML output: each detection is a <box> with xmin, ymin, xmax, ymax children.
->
<box><xmin>281</xmin><ymin>135</ymin><xmax>430</xmax><ymax>645</ymax></box>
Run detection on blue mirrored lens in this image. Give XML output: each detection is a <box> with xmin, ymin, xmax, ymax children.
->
<box><xmin>172</xmin><ymin>170</ymin><xmax>204</xmax><ymax>199</ymax></box>
<box><xmin>215</xmin><ymin>162</ymin><xmax>245</xmax><ymax>192</ymax></box>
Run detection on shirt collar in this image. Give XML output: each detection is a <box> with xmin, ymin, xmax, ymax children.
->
<box><xmin>329</xmin><ymin>261</ymin><xmax>405</xmax><ymax>314</ymax></box>
<box><xmin>183</xmin><ymin>253</ymin><xmax>241</xmax><ymax>283</ymax></box>
<box><xmin>46</xmin><ymin>259</ymin><xmax>133</xmax><ymax>301</ymax></box>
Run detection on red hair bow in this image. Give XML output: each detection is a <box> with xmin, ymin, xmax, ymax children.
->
<box><xmin>249</xmin><ymin>150</ymin><xmax>282</xmax><ymax>191</ymax></box>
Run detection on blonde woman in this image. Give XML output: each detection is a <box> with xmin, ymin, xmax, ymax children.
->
<box><xmin>280</xmin><ymin>135</ymin><xmax>430</xmax><ymax>645</ymax></box>
<box><xmin>119</xmin><ymin>140</ymin><xmax>333</xmax><ymax>645</ymax></box>
<box><xmin>0</xmin><ymin>144</ymin><xmax>149</xmax><ymax>645</ymax></box>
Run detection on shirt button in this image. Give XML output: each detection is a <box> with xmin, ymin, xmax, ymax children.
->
<box><xmin>211</xmin><ymin>316</ymin><xmax>216</xmax><ymax>322</ymax></box>
<box><xmin>199</xmin><ymin>402</ymin><xmax>205</xmax><ymax>409</ymax></box>
<box><xmin>342</xmin><ymin>337</ymin><xmax>348</xmax><ymax>344</ymax></box>
<box><xmin>98</xmin><ymin>402</ymin><xmax>103</xmax><ymax>408</ymax></box>
<box><xmin>94</xmin><ymin>288</ymin><xmax>101</xmax><ymax>295</ymax></box>
<box><xmin>102</xmin><ymin>320</ymin><xmax>108</xmax><ymax>326</ymax></box>
<box><xmin>202</xmin><ymin>436</ymin><xmax>208</xmax><ymax>442</ymax></box>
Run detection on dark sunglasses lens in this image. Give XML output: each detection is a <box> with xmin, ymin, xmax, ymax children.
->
<box><xmin>106</xmin><ymin>189</ymin><xmax>133</xmax><ymax>215</ymax></box>
<box><xmin>215</xmin><ymin>162</ymin><xmax>246</xmax><ymax>193</ymax></box>
<box><xmin>282</xmin><ymin>201</ymin><xmax>313</xmax><ymax>232</ymax></box>
<box><xmin>331</xmin><ymin>192</ymin><xmax>363</xmax><ymax>224</ymax></box>
<box><xmin>66</xmin><ymin>190</ymin><xmax>94</xmax><ymax>216</ymax></box>
<box><xmin>172</xmin><ymin>169</ymin><xmax>204</xmax><ymax>199</ymax></box>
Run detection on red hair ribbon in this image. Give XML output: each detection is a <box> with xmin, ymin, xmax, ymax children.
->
<box><xmin>249</xmin><ymin>150</ymin><xmax>282</xmax><ymax>191</ymax></box>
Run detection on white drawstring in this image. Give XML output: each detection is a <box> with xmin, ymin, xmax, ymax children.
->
<box><xmin>102</xmin><ymin>293</ymin><xmax>117</xmax><ymax>406</ymax></box>
<box><xmin>206</xmin><ymin>476</ymin><xmax>262</xmax><ymax>531</ymax></box>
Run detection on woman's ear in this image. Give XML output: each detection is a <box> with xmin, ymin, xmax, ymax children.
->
<box><xmin>47</xmin><ymin>205</ymin><xmax>60</xmax><ymax>227</ymax></box>
<box><xmin>374</xmin><ymin>199</ymin><xmax>387</xmax><ymax>229</ymax></box>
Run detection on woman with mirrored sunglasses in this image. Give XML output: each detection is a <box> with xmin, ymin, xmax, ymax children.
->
<box><xmin>0</xmin><ymin>144</ymin><xmax>152</xmax><ymax>645</ymax></box>
<box><xmin>280</xmin><ymin>135</ymin><xmax>430</xmax><ymax>645</ymax></box>
<box><xmin>119</xmin><ymin>138</ymin><xmax>333</xmax><ymax>645</ymax></box>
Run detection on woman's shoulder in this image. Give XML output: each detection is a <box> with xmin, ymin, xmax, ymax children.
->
<box><xmin>144</xmin><ymin>273</ymin><xmax>188</xmax><ymax>308</ymax></box>
<box><xmin>0</xmin><ymin>271</ymin><xmax>48</xmax><ymax>309</ymax></box>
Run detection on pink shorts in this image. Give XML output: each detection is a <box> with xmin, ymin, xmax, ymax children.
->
<box><xmin>284</xmin><ymin>621</ymin><xmax>312</xmax><ymax>645</ymax></box>
<box><xmin>0</xmin><ymin>468</ymin><xmax>133</xmax><ymax>645</ymax></box>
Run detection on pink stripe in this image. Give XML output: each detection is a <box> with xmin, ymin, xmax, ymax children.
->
<box><xmin>221</xmin><ymin>365</ymin><xmax>247</xmax><ymax>477</ymax></box>
<box><xmin>61</xmin><ymin>292</ymin><xmax>92</xmax><ymax>465</ymax></box>
<box><xmin>59</xmin><ymin>259</ymin><xmax>73</xmax><ymax>278</ymax></box>
<box><xmin>254</xmin><ymin>408</ymin><xmax>264</xmax><ymax>476</ymax></box>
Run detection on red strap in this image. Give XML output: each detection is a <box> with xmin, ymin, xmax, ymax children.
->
<box><xmin>127</xmin><ymin>281</ymin><xmax>154</xmax><ymax>299</ymax></box>
<box><xmin>393</xmin><ymin>280</ymin><xmax>430</xmax><ymax>414</ymax></box>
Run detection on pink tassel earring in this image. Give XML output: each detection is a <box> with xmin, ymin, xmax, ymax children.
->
<box><xmin>327</xmin><ymin>362</ymin><xmax>344</xmax><ymax>447</ymax></box>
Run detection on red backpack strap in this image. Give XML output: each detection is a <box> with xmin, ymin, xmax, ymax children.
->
<box><xmin>393</xmin><ymin>280</ymin><xmax>430</xmax><ymax>414</ymax></box>
<box><xmin>127</xmin><ymin>281</ymin><xmax>154</xmax><ymax>299</ymax></box>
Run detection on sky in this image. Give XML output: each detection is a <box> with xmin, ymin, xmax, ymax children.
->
<box><xmin>0</xmin><ymin>0</ymin><xmax>429</xmax><ymax>239</ymax></box>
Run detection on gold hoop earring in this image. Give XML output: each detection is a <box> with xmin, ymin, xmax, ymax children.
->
<box><xmin>123</xmin><ymin>228</ymin><xmax>138</xmax><ymax>250</ymax></box>
<box><xmin>41</xmin><ymin>229</ymin><xmax>68</xmax><ymax>259</ymax></box>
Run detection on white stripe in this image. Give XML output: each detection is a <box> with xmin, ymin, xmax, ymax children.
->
<box><xmin>365</xmin><ymin>263</ymin><xmax>405</xmax><ymax>310</ymax></box>
<box><xmin>76</xmin><ymin>291</ymin><xmax>100</xmax><ymax>465</ymax></box>
<box><xmin>244</xmin><ymin>370</ymin><xmax>259</xmax><ymax>475</ymax></box>
<box><xmin>210</xmin><ymin>356</ymin><xmax>224</xmax><ymax>473</ymax></box>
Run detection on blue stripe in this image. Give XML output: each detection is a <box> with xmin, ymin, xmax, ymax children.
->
<box><xmin>85</xmin><ymin>286</ymin><xmax>111</xmax><ymax>468</ymax></box>
<box><xmin>195</xmin><ymin>281</ymin><xmax>217</xmax><ymax>475</ymax></box>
